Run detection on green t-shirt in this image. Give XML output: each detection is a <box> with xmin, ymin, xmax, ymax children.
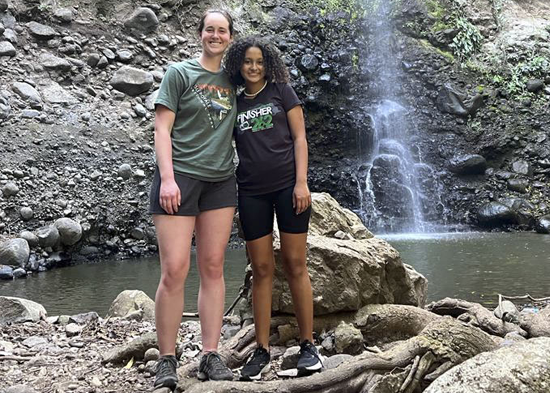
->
<box><xmin>155</xmin><ymin>59</ymin><xmax>236</xmax><ymax>181</ymax></box>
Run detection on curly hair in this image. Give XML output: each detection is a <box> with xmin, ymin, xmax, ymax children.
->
<box><xmin>224</xmin><ymin>36</ymin><xmax>290</xmax><ymax>86</ymax></box>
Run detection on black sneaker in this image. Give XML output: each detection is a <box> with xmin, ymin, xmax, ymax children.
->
<box><xmin>197</xmin><ymin>351</ymin><xmax>233</xmax><ymax>381</ymax></box>
<box><xmin>240</xmin><ymin>345</ymin><xmax>271</xmax><ymax>381</ymax></box>
<box><xmin>297</xmin><ymin>340</ymin><xmax>323</xmax><ymax>375</ymax></box>
<box><xmin>154</xmin><ymin>355</ymin><xmax>178</xmax><ymax>390</ymax></box>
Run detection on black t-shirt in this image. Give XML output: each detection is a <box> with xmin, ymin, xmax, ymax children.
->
<box><xmin>234</xmin><ymin>83</ymin><xmax>301</xmax><ymax>196</ymax></box>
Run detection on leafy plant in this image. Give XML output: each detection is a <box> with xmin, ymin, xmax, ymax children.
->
<box><xmin>449</xmin><ymin>17</ymin><xmax>483</xmax><ymax>60</ymax></box>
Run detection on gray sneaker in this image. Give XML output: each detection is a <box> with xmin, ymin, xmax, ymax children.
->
<box><xmin>154</xmin><ymin>355</ymin><xmax>178</xmax><ymax>390</ymax></box>
<box><xmin>297</xmin><ymin>340</ymin><xmax>323</xmax><ymax>375</ymax></box>
<box><xmin>197</xmin><ymin>351</ymin><xmax>233</xmax><ymax>381</ymax></box>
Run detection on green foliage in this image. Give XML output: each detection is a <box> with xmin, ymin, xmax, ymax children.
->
<box><xmin>449</xmin><ymin>17</ymin><xmax>483</xmax><ymax>60</ymax></box>
<box><xmin>490</xmin><ymin>0</ymin><xmax>508</xmax><ymax>30</ymax></box>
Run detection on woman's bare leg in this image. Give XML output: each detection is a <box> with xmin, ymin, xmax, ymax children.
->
<box><xmin>280</xmin><ymin>232</ymin><xmax>313</xmax><ymax>343</ymax></box>
<box><xmin>154</xmin><ymin>214</ymin><xmax>196</xmax><ymax>355</ymax></box>
<box><xmin>194</xmin><ymin>207</ymin><xmax>235</xmax><ymax>352</ymax></box>
<box><xmin>246</xmin><ymin>233</ymin><xmax>275</xmax><ymax>348</ymax></box>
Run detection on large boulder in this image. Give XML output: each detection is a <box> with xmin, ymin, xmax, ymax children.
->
<box><xmin>535</xmin><ymin>214</ymin><xmax>550</xmax><ymax>234</ymax></box>
<box><xmin>477</xmin><ymin>201</ymin><xmax>518</xmax><ymax>227</ymax></box>
<box><xmin>107</xmin><ymin>290</ymin><xmax>155</xmax><ymax>321</ymax></box>
<box><xmin>54</xmin><ymin>218</ymin><xmax>82</xmax><ymax>246</ymax></box>
<box><xmin>448</xmin><ymin>154</ymin><xmax>487</xmax><ymax>175</ymax></box>
<box><xmin>520</xmin><ymin>306</ymin><xmax>550</xmax><ymax>337</ymax></box>
<box><xmin>0</xmin><ymin>238</ymin><xmax>30</xmax><ymax>267</ymax></box>
<box><xmin>110</xmin><ymin>66</ymin><xmax>154</xmax><ymax>96</ymax></box>
<box><xmin>36</xmin><ymin>225</ymin><xmax>60</xmax><ymax>248</ymax></box>
<box><xmin>424</xmin><ymin>337</ymin><xmax>550</xmax><ymax>392</ymax></box>
<box><xmin>309</xmin><ymin>192</ymin><xmax>373</xmax><ymax>239</ymax></box>
<box><xmin>123</xmin><ymin>7</ymin><xmax>159</xmax><ymax>34</ymax></box>
<box><xmin>271</xmin><ymin>193</ymin><xmax>427</xmax><ymax>315</ymax></box>
<box><xmin>0</xmin><ymin>296</ymin><xmax>47</xmax><ymax>324</ymax></box>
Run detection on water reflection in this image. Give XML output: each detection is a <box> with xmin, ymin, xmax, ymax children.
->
<box><xmin>0</xmin><ymin>249</ymin><xmax>248</xmax><ymax>316</ymax></box>
<box><xmin>382</xmin><ymin>232</ymin><xmax>550</xmax><ymax>307</ymax></box>
<box><xmin>1</xmin><ymin>233</ymin><xmax>549</xmax><ymax>314</ymax></box>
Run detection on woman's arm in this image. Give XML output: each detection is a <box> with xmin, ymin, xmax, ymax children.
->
<box><xmin>154</xmin><ymin>105</ymin><xmax>180</xmax><ymax>214</ymax></box>
<box><xmin>287</xmin><ymin>105</ymin><xmax>311</xmax><ymax>215</ymax></box>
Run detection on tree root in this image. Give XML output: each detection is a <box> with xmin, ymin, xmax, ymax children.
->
<box><xmin>178</xmin><ymin>316</ymin><xmax>496</xmax><ymax>393</ymax></box>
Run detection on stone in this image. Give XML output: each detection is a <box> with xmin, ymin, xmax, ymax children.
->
<box><xmin>36</xmin><ymin>225</ymin><xmax>60</xmax><ymax>248</ymax></box>
<box><xmin>309</xmin><ymin>193</ymin><xmax>373</xmax><ymax>239</ymax></box>
<box><xmin>526</xmin><ymin>79</ymin><xmax>544</xmax><ymax>93</ymax></box>
<box><xmin>298</xmin><ymin>54</ymin><xmax>319</xmax><ymax>71</ymax></box>
<box><xmin>521</xmin><ymin>306</ymin><xmax>550</xmax><ymax>337</ymax></box>
<box><xmin>65</xmin><ymin>323</ymin><xmax>82</xmax><ymax>336</ymax></box>
<box><xmin>22</xmin><ymin>336</ymin><xmax>48</xmax><ymax>348</ymax></box>
<box><xmin>12</xmin><ymin>82</ymin><xmax>41</xmax><ymax>103</ymax></box>
<box><xmin>110</xmin><ymin>66</ymin><xmax>154</xmax><ymax>96</ymax></box>
<box><xmin>334</xmin><ymin>321</ymin><xmax>363</xmax><ymax>355</ymax></box>
<box><xmin>107</xmin><ymin>290</ymin><xmax>155</xmax><ymax>321</ymax></box>
<box><xmin>0</xmin><ymin>296</ymin><xmax>47</xmax><ymax>324</ymax></box>
<box><xmin>53</xmin><ymin>8</ymin><xmax>73</xmax><ymax>23</ymax></box>
<box><xmin>4</xmin><ymin>385</ymin><xmax>38</xmax><ymax>393</ymax></box>
<box><xmin>20</xmin><ymin>206</ymin><xmax>34</xmax><ymax>220</ymax></box>
<box><xmin>448</xmin><ymin>154</ymin><xmax>487</xmax><ymax>175</ymax></box>
<box><xmin>144</xmin><ymin>347</ymin><xmax>160</xmax><ymax>362</ymax></box>
<box><xmin>507</xmin><ymin>178</ymin><xmax>529</xmax><ymax>193</ymax></box>
<box><xmin>477</xmin><ymin>202</ymin><xmax>518</xmax><ymax>227</ymax></box>
<box><xmin>271</xmin><ymin>194</ymin><xmax>427</xmax><ymax>315</ymax></box>
<box><xmin>27</xmin><ymin>22</ymin><xmax>57</xmax><ymax>40</ymax></box>
<box><xmin>535</xmin><ymin>214</ymin><xmax>550</xmax><ymax>234</ymax></box>
<box><xmin>424</xmin><ymin>337</ymin><xmax>550</xmax><ymax>393</ymax></box>
<box><xmin>123</xmin><ymin>7</ymin><xmax>159</xmax><ymax>34</ymax></box>
<box><xmin>0</xmin><ymin>238</ymin><xmax>30</xmax><ymax>267</ymax></box>
<box><xmin>0</xmin><ymin>41</ymin><xmax>16</xmax><ymax>57</ymax></box>
<box><xmin>116</xmin><ymin>49</ymin><xmax>134</xmax><ymax>63</ymax></box>
<box><xmin>19</xmin><ymin>230</ymin><xmax>39</xmax><ymax>247</ymax></box>
<box><xmin>511</xmin><ymin>160</ymin><xmax>532</xmax><ymax>176</ymax></box>
<box><xmin>41</xmin><ymin>83</ymin><xmax>78</xmax><ymax>105</ymax></box>
<box><xmin>0</xmin><ymin>265</ymin><xmax>14</xmax><ymax>280</ymax></box>
<box><xmin>118</xmin><ymin>163</ymin><xmax>132</xmax><ymax>179</ymax></box>
<box><xmin>280</xmin><ymin>346</ymin><xmax>300</xmax><ymax>370</ymax></box>
<box><xmin>13</xmin><ymin>267</ymin><xmax>26</xmax><ymax>278</ymax></box>
<box><xmin>494</xmin><ymin>300</ymin><xmax>520</xmax><ymax>323</ymax></box>
<box><xmin>0</xmin><ymin>0</ymin><xmax>7</xmax><ymax>12</ymax></box>
<box><xmin>39</xmin><ymin>53</ymin><xmax>72</xmax><ymax>72</ymax></box>
<box><xmin>436</xmin><ymin>83</ymin><xmax>484</xmax><ymax>117</ymax></box>
<box><xmin>2</xmin><ymin>182</ymin><xmax>19</xmax><ymax>197</ymax></box>
<box><xmin>54</xmin><ymin>218</ymin><xmax>82</xmax><ymax>246</ymax></box>
<box><xmin>69</xmin><ymin>311</ymin><xmax>99</xmax><ymax>324</ymax></box>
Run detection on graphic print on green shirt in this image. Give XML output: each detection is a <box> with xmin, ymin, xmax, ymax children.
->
<box><xmin>237</xmin><ymin>103</ymin><xmax>281</xmax><ymax>133</ymax></box>
<box><xmin>193</xmin><ymin>83</ymin><xmax>234</xmax><ymax>129</ymax></box>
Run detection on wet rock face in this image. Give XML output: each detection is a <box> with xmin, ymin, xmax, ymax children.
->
<box><xmin>449</xmin><ymin>154</ymin><xmax>487</xmax><ymax>175</ymax></box>
<box><xmin>477</xmin><ymin>202</ymin><xmax>518</xmax><ymax>227</ymax></box>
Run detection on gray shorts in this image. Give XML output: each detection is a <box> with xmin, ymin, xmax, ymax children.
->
<box><xmin>149</xmin><ymin>168</ymin><xmax>237</xmax><ymax>216</ymax></box>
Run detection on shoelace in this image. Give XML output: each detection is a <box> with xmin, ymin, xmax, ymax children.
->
<box><xmin>301</xmin><ymin>342</ymin><xmax>321</xmax><ymax>361</ymax></box>
<box><xmin>206</xmin><ymin>352</ymin><xmax>227</xmax><ymax>371</ymax></box>
<box><xmin>157</xmin><ymin>357</ymin><xmax>177</xmax><ymax>374</ymax></box>
<box><xmin>247</xmin><ymin>347</ymin><xmax>267</xmax><ymax>365</ymax></box>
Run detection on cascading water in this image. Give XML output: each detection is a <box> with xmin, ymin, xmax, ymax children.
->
<box><xmin>356</xmin><ymin>0</ymin><xmax>445</xmax><ymax>233</ymax></box>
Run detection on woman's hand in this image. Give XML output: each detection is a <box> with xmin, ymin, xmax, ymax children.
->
<box><xmin>293</xmin><ymin>181</ymin><xmax>311</xmax><ymax>215</ymax></box>
<box><xmin>159</xmin><ymin>178</ymin><xmax>181</xmax><ymax>215</ymax></box>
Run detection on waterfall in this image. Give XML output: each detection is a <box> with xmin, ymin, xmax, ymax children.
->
<box><xmin>356</xmin><ymin>0</ymin><xmax>443</xmax><ymax>233</ymax></box>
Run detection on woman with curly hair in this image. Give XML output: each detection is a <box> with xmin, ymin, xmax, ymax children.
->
<box><xmin>224</xmin><ymin>36</ymin><xmax>322</xmax><ymax>381</ymax></box>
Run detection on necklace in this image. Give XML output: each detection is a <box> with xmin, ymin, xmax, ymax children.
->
<box><xmin>243</xmin><ymin>80</ymin><xmax>268</xmax><ymax>97</ymax></box>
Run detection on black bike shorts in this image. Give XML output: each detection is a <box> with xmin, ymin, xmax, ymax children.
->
<box><xmin>238</xmin><ymin>185</ymin><xmax>311</xmax><ymax>241</ymax></box>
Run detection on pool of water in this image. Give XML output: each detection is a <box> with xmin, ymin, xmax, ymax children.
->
<box><xmin>1</xmin><ymin>232</ymin><xmax>549</xmax><ymax>315</ymax></box>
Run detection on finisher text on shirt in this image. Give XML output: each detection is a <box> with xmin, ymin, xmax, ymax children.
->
<box><xmin>237</xmin><ymin>104</ymin><xmax>275</xmax><ymax>133</ymax></box>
